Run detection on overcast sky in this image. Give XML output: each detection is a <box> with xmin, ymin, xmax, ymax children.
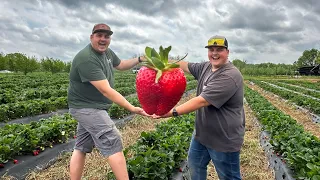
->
<box><xmin>0</xmin><ymin>0</ymin><xmax>319</xmax><ymax>64</ymax></box>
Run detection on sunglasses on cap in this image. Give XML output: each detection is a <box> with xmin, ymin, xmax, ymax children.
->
<box><xmin>207</xmin><ymin>38</ymin><xmax>226</xmax><ymax>47</ymax></box>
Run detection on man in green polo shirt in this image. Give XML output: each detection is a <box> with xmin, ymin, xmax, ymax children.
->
<box><xmin>68</xmin><ymin>23</ymin><xmax>149</xmax><ymax>180</ymax></box>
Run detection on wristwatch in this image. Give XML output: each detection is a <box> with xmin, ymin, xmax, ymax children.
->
<box><xmin>138</xmin><ymin>56</ymin><xmax>142</xmax><ymax>63</ymax></box>
<box><xmin>172</xmin><ymin>108</ymin><xmax>179</xmax><ymax>117</ymax></box>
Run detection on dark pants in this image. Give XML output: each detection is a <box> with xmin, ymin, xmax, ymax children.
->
<box><xmin>187</xmin><ymin>137</ymin><xmax>241</xmax><ymax>180</ymax></box>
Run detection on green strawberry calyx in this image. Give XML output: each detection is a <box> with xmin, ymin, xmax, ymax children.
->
<box><xmin>141</xmin><ymin>46</ymin><xmax>188</xmax><ymax>83</ymax></box>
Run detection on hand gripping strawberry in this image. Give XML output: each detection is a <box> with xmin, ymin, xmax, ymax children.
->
<box><xmin>136</xmin><ymin>46</ymin><xmax>187</xmax><ymax>115</ymax></box>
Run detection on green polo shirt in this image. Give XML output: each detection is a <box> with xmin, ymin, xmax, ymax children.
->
<box><xmin>67</xmin><ymin>44</ymin><xmax>121</xmax><ymax>110</ymax></box>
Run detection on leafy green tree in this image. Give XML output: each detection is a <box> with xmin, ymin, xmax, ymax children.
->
<box><xmin>13</xmin><ymin>53</ymin><xmax>40</xmax><ymax>75</ymax></box>
<box><xmin>27</xmin><ymin>56</ymin><xmax>40</xmax><ymax>74</ymax></box>
<box><xmin>316</xmin><ymin>51</ymin><xmax>320</xmax><ymax>64</ymax></box>
<box><xmin>295</xmin><ymin>49</ymin><xmax>318</xmax><ymax>67</ymax></box>
<box><xmin>232</xmin><ymin>59</ymin><xmax>246</xmax><ymax>72</ymax></box>
<box><xmin>64</xmin><ymin>61</ymin><xmax>72</xmax><ymax>73</ymax></box>
<box><xmin>51</xmin><ymin>59</ymin><xmax>65</xmax><ymax>73</ymax></box>
<box><xmin>40</xmin><ymin>57</ymin><xmax>53</xmax><ymax>72</ymax></box>
<box><xmin>40</xmin><ymin>57</ymin><xmax>65</xmax><ymax>73</ymax></box>
<box><xmin>5</xmin><ymin>53</ymin><xmax>19</xmax><ymax>72</ymax></box>
<box><xmin>0</xmin><ymin>53</ymin><xmax>7</xmax><ymax>70</ymax></box>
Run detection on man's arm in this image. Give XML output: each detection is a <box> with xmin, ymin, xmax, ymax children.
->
<box><xmin>115</xmin><ymin>57</ymin><xmax>140</xmax><ymax>71</ymax></box>
<box><xmin>176</xmin><ymin>60</ymin><xmax>190</xmax><ymax>74</ymax></box>
<box><xmin>168</xmin><ymin>59</ymin><xmax>190</xmax><ymax>74</ymax></box>
<box><xmin>157</xmin><ymin>96</ymin><xmax>210</xmax><ymax>118</ymax></box>
<box><xmin>90</xmin><ymin>79</ymin><xmax>149</xmax><ymax>116</ymax></box>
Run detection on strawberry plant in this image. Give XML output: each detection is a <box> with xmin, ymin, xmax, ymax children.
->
<box><xmin>136</xmin><ymin>46</ymin><xmax>187</xmax><ymax>115</ymax></box>
<box><xmin>0</xmin><ymin>114</ymin><xmax>77</xmax><ymax>164</ymax></box>
<box><xmin>123</xmin><ymin>113</ymin><xmax>194</xmax><ymax>179</ymax></box>
<box><xmin>245</xmin><ymin>86</ymin><xmax>320</xmax><ymax>179</ymax></box>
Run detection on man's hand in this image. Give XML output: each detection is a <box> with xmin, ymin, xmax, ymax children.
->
<box><xmin>139</xmin><ymin>55</ymin><xmax>147</xmax><ymax>62</ymax></box>
<box><xmin>132</xmin><ymin>107</ymin><xmax>152</xmax><ymax>117</ymax></box>
<box><xmin>151</xmin><ymin>110</ymin><xmax>172</xmax><ymax>119</ymax></box>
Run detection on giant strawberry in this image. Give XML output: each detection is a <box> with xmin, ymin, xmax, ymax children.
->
<box><xmin>136</xmin><ymin>46</ymin><xmax>187</xmax><ymax>115</ymax></box>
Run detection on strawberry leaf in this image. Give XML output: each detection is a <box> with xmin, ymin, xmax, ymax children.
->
<box><xmin>151</xmin><ymin>48</ymin><xmax>161</xmax><ymax>59</ymax></box>
<box><xmin>145</xmin><ymin>47</ymin><xmax>152</xmax><ymax>57</ymax></box>
<box><xmin>152</xmin><ymin>57</ymin><xmax>165</xmax><ymax>70</ymax></box>
<box><xmin>163</xmin><ymin>46</ymin><xmax>171</xmax><ymax>64</ymax></box>
<box><xmin>159</xmin><ymin>46</ymin><xmax>165</xmax><ymax>62</ymax></box>
<box><xmin>166</xmin><ymin>64</ymin><xmax>179</xmax><ymax>69</ymax></box>
<box><xmin>158</xmin><ymin>46</ymin><xmax>171</xmax><ymax>65</ymax></box>
<box><xmin>145</xmin><ymin>47</ymin><xmax>157</xmax><ymax>65</ymax></box>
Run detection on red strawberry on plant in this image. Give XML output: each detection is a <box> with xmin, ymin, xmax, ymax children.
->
<box><xmin>33</xmin><ymin>150</ymin><xmax>39</xmax><ymax>156</ymax></box>
<box><xmin>13</xmin><ymin>159</ymin><xmax>18</xmax><ymax>164</ymax></box>
<box><xmin>136</xmin><ymin>46</ymin><xmax>187</xmax><ymax>115</ymax></box>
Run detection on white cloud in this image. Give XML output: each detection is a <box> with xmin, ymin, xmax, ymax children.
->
<box><xmin>0</xmin><ymin>0</ymin><xmax>319</xmax><ymax>64</ymax></box>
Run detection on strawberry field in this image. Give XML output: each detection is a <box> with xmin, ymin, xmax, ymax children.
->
<box><xmin>0</xmin><ymin>72</ymin><xmax>319</xmax><ymax>180</ymax></box>
<box><xmin>245</xmin><ymin>77</ymin><xmax>320</xmax><ymax>180</ymax></box>
<box><xmin>0</xmin><ymin>71</ymin><xmax>198</xmax><ymax>179</ymax></box>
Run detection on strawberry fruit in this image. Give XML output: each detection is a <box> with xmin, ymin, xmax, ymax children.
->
<box><xmin>33</xmin><ymin>150</ymin><xmax>39</xmax><ymax>156</ymax></box>
<box><xmin>136</xmin><ymin>46</ymin><xmax>187</xmax><ymax>115</ymax></box>
<box><xmin>13</xmin><ymin>159</ymin><xmax>18</xmax><ymax>164</ymax></box>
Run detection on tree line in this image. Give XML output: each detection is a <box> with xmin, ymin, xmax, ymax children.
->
<box><xmin>232</xmin><ymin>60</ymin><xmax>297</xmax><ymax>76</ymax></box>
<box><xmin>231</xmin><ymin>48</ymin><xmax>320</xmax><ymax>76</ymax></box>
<box><xmin>0</xmin><ymin>48</ymin><xmax>319</xmax><ymax>76</ymax></box>
<box><xmin>0</xmin><ymin>53</ymin><xmax>71</xmax><ymax>74</ymax></box>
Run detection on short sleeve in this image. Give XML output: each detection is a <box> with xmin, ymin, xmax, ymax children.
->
<box><xmin>188</xmin><ymin>62</ymin><xmax>207</xmax><ymax>80</ymax></box>
<box><xmin>200</xmin><ymin>74</ymin><xmax>238</xmax><ymax>108</ymax></box>
<box><xmin>77</xmin><ymin>61</ymin><xmax>106</xmax><ymax>82</ymax></box>
<box><xmin>108</xmin><ymin>49</ymin><xmax>121</xmax><ymax>67</ymax></box>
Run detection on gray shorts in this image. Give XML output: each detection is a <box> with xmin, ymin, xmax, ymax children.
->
<box><xmin>69</xmin><ymin>108</ymin><xmax>123</xmax><ymax>157</ymax></box>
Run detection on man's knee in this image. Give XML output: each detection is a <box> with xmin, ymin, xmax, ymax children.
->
<box><xmin>95</xmin><ymin>127</ymin><xmax>124</xmax><ymax>157</ymax></box>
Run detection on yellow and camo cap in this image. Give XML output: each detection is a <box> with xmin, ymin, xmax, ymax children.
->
<box><xmin>205</xmin><ymin>35</ymin><xmax>228</xmax><ymax>49</ymax></box>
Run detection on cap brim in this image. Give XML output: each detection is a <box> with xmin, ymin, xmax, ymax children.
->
<box><xmin>92</xmin><ymin>29</ymin><xmax>113</xmax><ymax>35</ymax></box>
<box><xmin>205</xmin><ymin>45</ymin><xmax>227</xmax><ymax>48</ymax></box>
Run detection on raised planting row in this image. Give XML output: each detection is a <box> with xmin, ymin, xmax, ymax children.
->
<box><xmin>0</xmin><ymin>79</ymin><xmax>197</xmax><ymax>122</ymax></box>
<box><xmin>0</xmin><ymin>95</ymin><xmax>140</xmax><ymax>123</ymax></box>
<box><xmin>0</xmin><ymin>81</ymin><xmax>136</xmax><ymax>105</ymax></box>
<box><xmin>0</xmin><ymin>90</ymin><xmax>197</xmax><ymax>179</ymax></box>
<box><xmin>259</xmin><ymin>81</ymin><xmax>320</xmax><ymax>101</ymax></box>
<box><xmin>186</xmin><ymin>80</ymin><xmax>197</xmax><ymax>91</ymax></box>
<box><xmin>0</xmin><ymin>71</ymin><xmax>135</xmax><ymax>91</ymax></box>
<box><xmin>0</xmin><ymin>97</ymin><xmax>68</xmax><ymax>122</ymax></box>
<box><xmin>0</xmin><ymin>113</ymin><xmax>77</xmax><ymax>166</ymax></box>
<box><xmin>251</xmin><ymin>80</ymin><xmax>320</xmax><ymax>114</ymax></box>
<box><xmin>0</xmin><ymin>74</ymin><xmax>69</xmax><ymax>90</ymax></box>
<box><xmin>277</xmin><ymin>80</ymin><xmax>320</xmax><ymax>91</ymax></box>
<box><xmin>265</xmin><ymin>81</ymin><xmax>320</xmax><ymax>99</ymax></box>
<box><xmin>245</xmin><ymin>86</ymin><xmax>320</xmax><ymax>179</ymax></box>
<box><xmin>0</xmin><ymin>85</ymin><xmax>68</xmax><ymax>104</ymax></box>
<box><xmin>107</xmin><ymin>113</ymin><xmax>195</xmax><ymax>179</ymax></box>
<box><xmin>0</xmin><ymin>113</ymin><xmax>139</xmax><ymax>179</ymax></box>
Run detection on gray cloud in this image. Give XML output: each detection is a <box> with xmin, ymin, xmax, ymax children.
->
<box><xmin>53</xmin><ymin>0</ymin><xmax>200</xmax><ymax>17</ymax></box>
<box><xmin>0</xmin><ymin>0</ymin><xmax>319</xmax><ymax>65</ymax></box>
